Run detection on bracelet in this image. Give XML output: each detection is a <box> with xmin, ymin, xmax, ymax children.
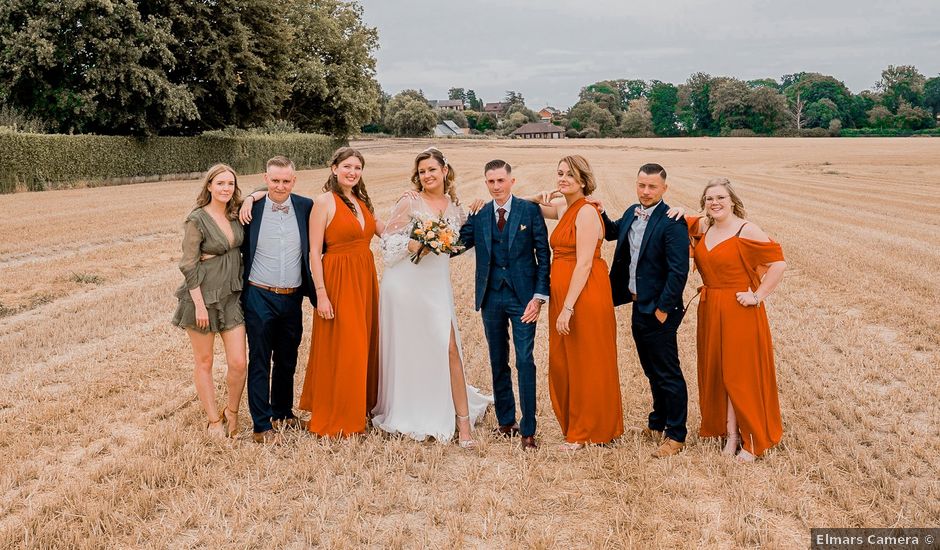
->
<box><xmin>564</xmin><ymin>304</ymin><xmax>574</xmax><ymax>313</ymax></box>
<box><xmin>315</xmin><ymin>285</ymin><xmax>326</xmax><ymax>291</ymax></box>
<box><xmin>752</xmin><ymin>292</ymin><xmax>761</xmax><ymax>305</ymax></box>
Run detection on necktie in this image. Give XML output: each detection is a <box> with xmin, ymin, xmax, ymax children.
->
<box><xmin>634</xmin><ymin>208</ymin><xmax>649</xmax><ymax>221</ymax></box>
<box><xmin>497</xmin><ymin>207</ymin><xmax>506</xmax><ymax>231</ymax></box>
<box><xmin>272</xmin><ymin>202</ymin><xmax>290</xmax><ymax>214</ymax></box>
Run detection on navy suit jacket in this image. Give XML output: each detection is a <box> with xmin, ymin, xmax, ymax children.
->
<box><xmin>241</xmin><ymin>194</ymin><xmax>316</xmax><ymax>306</ymax></box>
<box><xmin>602</xmin><ymin>201</ymin><xmax>689</xmax><ymax>314</ymax></box>
<box><xmin>459</xmin><ymin>197</ymin><xmax>551</xmax><ymax>311</ymax></box>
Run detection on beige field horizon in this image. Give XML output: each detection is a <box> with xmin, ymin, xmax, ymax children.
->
<box><xmin>0</xmin><ymin>137</ymin><xmax>937</xmax><ymax>548</ymax></box>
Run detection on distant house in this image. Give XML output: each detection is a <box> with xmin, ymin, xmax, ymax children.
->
<box><xmin>510</xmin><ymin>122</ymin><xmax>565</xmax><ymax>139</ymax></box>
<box><xmin>429</xmin><ymin>100</ymin><xmax>465</xmax><ymax>112</ymax></box>
<box><xmin>483</xmin><ymin>102</ymin><xmax>509</xmax><ymax>118</ymax></box>
<box><xmin>434</xmin><ymin>120</ymin><xmax>466</xmax><ymax>136</ymax></box>
<box><xmin>538</xmin><ymin>107</ymin><xmax>559</xmax><ymax>122</ymax></box>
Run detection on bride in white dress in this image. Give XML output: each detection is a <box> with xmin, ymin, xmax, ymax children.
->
<box><xmin>372</xmin><ymin>148</ymin><xmax>492</xmax><ymax>447</ymax></box>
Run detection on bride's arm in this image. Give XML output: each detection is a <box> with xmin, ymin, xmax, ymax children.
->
<box><xmin>380</xmin><ymin>196</ymin><xmax>419</xmax><ymax>266</ymax></box>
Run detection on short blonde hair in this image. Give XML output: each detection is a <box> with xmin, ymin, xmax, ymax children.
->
<box><xmin>700</xmin><ymin>178</ymin><xmax>747</xmax><ymax>225</ymax></box>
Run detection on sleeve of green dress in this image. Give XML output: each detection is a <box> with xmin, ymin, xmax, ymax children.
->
<box><xmin>179</xmin><ymin>218</ymin><xmax>206</xmax><ymax>290</ymax></box>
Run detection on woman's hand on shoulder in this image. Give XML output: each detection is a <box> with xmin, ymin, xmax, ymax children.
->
<box><xmin>238</xmin><ymin>195</ymin><xmax>256</xmax><ymax>224</ymax></box>
<box><xmin>466</xmin><ymin>198</ymin><xmax>486</xmax><ymax>215</ymax></box>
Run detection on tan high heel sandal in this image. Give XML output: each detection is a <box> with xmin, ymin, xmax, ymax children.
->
<box><xmin>456</xmin><ymin>414</ymin><xmax>477</xmax><ymax>449</ymax></box>
<box><xmin>206</xmin><ymin>413</ymin><xmax>225</xmax><ymax>438</ymax></box>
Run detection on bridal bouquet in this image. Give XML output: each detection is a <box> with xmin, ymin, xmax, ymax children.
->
<box><xmin>409</xmin><ymin>215</ymin><xmax>465</xmax><ymax>264</ymax></box>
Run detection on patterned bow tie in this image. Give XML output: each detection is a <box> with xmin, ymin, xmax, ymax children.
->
<box><xmin>272</xmin><ymin>202</ymin><xmax>290</xmax><ymax>214</ymax></box>
<box><xmin>634</xmin><ymin>208</ymin><xmax>650</xmax><ymax>221</ymax></box>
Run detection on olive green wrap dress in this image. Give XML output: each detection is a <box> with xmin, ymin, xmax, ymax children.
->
<box><xmin>172</xmin><ymin>208</ymin><xmax>245</xmax><ymax>333</ymax></box>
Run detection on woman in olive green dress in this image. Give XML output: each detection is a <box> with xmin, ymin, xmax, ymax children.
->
<box><xmin>172</xmin><ymin>163</ymin><xmax>247</xmax><ymax>438</ymax></box>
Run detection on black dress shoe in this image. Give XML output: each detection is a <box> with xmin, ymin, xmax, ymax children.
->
<box><xmin>520</xmin><ymin>436</ymin><xmax>538</xmax><ymax>450</ymax></box>
<box><xmin>492</xmin><ymin>424</ymin><xmax>520</xmax><ymax>438</ymax></box>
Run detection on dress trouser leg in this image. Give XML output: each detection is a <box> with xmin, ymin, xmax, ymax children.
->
<box><xmin>481</xmin><ymin>287</ymin><xmax>516</xmax><ymax>429</ymax></box>
<box><xmin>509</xmin><ymin>304</ymin><xmax>538</xmax><ymax>438</ymax></box>
<box><xmin>632</xmin><ymin>306</ymin><xmax>688</xmax><ymax>442</ymax></box>
<box><xmin>245</xmin><ymin>286</ymin><xmax>275</xmax><ymax>433</ymax></box>
<box><xmin>270</xmin><ymin>293</ymin><xmax>303</xmax><ymax>421</ymax></box>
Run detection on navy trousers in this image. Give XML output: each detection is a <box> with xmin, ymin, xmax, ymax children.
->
<box><xmin>481</xmin><ymin>285</ymin><xmax>538</xmax><ymax>437</ymax></box>
<box><xmin>243</xmin><ymin>285</ymin><xmax>303</xmax><ymax>433</ymax></box>
<box><xmin>632</xmin><ymin>305</ymin><xmax>688</xmax><ymax>442</ymax></box>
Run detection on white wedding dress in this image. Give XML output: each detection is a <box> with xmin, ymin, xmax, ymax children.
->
<box><xmin>372</xmin><ymin>195</ymin><xmax>492</xmax><ymax>441</ymax></box>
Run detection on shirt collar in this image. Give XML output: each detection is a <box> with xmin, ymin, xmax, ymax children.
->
<box><xmin>637</xmin><ymin>200</ymin><xmax>661</xmax><ymax>214</ymax></box>
<box><xmin>494</xmin><ymin>195</ymin><xmax>513</xmax><ymax>214</ymax></box>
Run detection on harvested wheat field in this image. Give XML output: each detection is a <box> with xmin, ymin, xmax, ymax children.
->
<box><xmin>0</xmin><ymin>137</ymin><xmax>937</xmax><ymax>548</ymax></box>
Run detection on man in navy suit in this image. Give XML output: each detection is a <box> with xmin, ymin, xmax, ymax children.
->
<box><xmin>600</xmin><ymin>163</ymin><xmax>690</xmax><ymax>458</ymax></box>
<box><xmin>239</xmin><ymin>156</ymin><xmax>316</xmax><ymax>444</ymax></box>
<box><xmin>459</xmin><ymin>160</ymin><xmax>550</xmax><ymax>450</ymax></box>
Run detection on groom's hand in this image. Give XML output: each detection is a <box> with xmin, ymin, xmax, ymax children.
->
<box><xmin>521</xmin><ymin>298</ymin><xmax>542</xmax><ymax>323</ymax></box>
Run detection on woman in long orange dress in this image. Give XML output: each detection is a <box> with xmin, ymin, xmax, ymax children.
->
<box><xmin>531</xmin><ymin>155</ymin><xmax>623</xmax><ymax>449</ymax></box>
<box><xmin>299</xmin><ymin>148</ymin><xmax>383</xmax><ymax>437</ymax></box>
<box><xmin>687</xmin><ymin>178</ymin><xmax>786</xmax><ymax>461</ymax></box>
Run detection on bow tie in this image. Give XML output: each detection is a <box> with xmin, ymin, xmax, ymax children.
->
<box><xmin>634</xmin><ymin>208</ymin><xmax>650</xmax><ymax>221</ymax></box>
<box><xmin>272</xmin><ymin>202</ymin><xmax>290</xmax><ymax>214</ymax></box>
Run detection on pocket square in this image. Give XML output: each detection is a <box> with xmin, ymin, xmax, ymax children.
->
<box><xmin>520</xmin><ymin>225</ymin><xmax>527</xmax><ymax>231</ymax></box>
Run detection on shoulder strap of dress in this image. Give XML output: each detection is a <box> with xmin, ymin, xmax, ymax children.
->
<box><xmin>735</xmin><ymin>222</ymin><xmax>749</xmax><ymax>237</ymax></box>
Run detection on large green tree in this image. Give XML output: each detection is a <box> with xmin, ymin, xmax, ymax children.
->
<box><xmin>567</xmin><ymin>100</ymin><xmax>617</xmax><ymax>137</ymax></box>
<box><xmin>138</xmin><ymin>0</ymin><xmax>291</xmax><ymax>133</ymax></box>
<box><xmin>279</xmin><ymin>0</ymin><xmax>380</xmax><ymax>137</ymax></box>
<box><xmin>647</xmin><ymin>81</ymin><xmax>678</xmax><ymax>136</ymax></box>
<box><xmin>877</xmin><ymin>65</ymin><xmax>926</xmax><ymax>113</ymax></box>
<box><xmin>924</xmin><ymin>76</ymin><xmax>940</xmax><ymax>118</ymax></box>
<box><xmin>619</xmin><ymin>98</ymin><xmax>653</xmax><ymax>137</ymax></box>
<box><xmin>677</xmin><ymin>72</ymin><xmax>717</xmax><ymax>134</ymax></box>
<box><xmin>384</xmin><ymin>89</ymin><xmax>435</xmax><ymax>136</ymax></box>
<box><xmin>784</xmin><ymin>73</ymin><xmax>853</xmax><ymax>128</ymax></box>
<box><xmin>0</xmin><ymin>0</ymin><xmax>196</xmax><ymax>134</ymax></box>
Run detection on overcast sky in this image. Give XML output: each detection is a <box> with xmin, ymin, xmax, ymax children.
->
<box><xmin>356</xmin><ymin>0</ymin><xmax>940</xmax><ymax>110</ymax></box>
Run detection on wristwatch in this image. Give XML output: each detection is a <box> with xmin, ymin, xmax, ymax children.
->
<box><xmin>535</xmin><ymin>298</ymin><xmax>546</xmax><ymax>305</ymax></box>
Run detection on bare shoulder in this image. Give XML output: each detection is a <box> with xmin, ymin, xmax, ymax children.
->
<box><xmin>315</xmin><ymin>191</ymin><xmax>334</xmax><ymax>204</ymax></box>
<box><xmin>575</xmin><ymin>203</ymin><xmax>601</xmax><ymax>226</ymax></box>
<box><xmin>739</xmin><ymin>221</ymin><xmax>770</xmax><ymax>242</ymax></box>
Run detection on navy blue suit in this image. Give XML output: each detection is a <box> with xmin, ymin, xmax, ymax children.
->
<box><xmin>459</xmin><ymin>197</ymin><xmax>550</xmax><ymax>437</ymax></box>
<box><xmin>241</xmin><ymin>194</ymin><xmax>315</xmax><ymax>433</ymax></box>
<box><xmin>602</xmin><ymin>202</ymin><xmax>690</xmax><ymax>442</ymax></box>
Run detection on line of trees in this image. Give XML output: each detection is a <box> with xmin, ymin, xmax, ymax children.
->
<box><xmin>0</xmin><ymin>0</ymin><xmax>381</xmax><ymax>137</ymax></box>
<box><xmin>558</xmin><ymin>66</ymin><xmax>939</xmax><ymax>138</ymax></box>
<box><xmin>373</xmin><ymin>89</ymin><xmax>542</xmax><ymax>137</ymax></box>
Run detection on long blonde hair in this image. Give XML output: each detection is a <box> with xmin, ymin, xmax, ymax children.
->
<box><xmin>700</xmin><ymin>177</ymin><xmax>747</xmax><ymax>226</ymax></box>
<box><xmin>195</xmin><ymin>163</ymin><xmax>241</xmax><ymax>220</ymax></box>
<box><xmin>410</xmin><ymin>147</ymin><xmax>460</xmax><ymax>205</ymax></box>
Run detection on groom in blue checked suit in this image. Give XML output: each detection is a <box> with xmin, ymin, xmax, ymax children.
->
<box><xmin>459</xmin><ymin>160</ymin><xmax>550</xmax><ymax>450</ymax></box>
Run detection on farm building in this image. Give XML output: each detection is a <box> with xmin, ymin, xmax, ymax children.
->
<box><xmin>510</xmin><ymin>122</ymin><xmax>565</xmax><ymax>139</ymax></box>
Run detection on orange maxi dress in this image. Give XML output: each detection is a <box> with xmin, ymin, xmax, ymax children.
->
<box><xmin>548</xmin><ymin>198</ymin><xmax>624</xmax><ymax>444</ymax></box>
<box><xmin>689</xmin><ymin>218</ymin><xmax>785</xmax><ymax>456</ymax></box>
<box><xmin>299</xmin><ymin>193</ymin><xmax>379</xmax><ymax>437</ymax></box>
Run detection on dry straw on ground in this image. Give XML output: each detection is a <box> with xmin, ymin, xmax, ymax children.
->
<box><xmin>0</xmin><ymin>137</ymin><xmax>937</xmax><ymax>548</ymax></box>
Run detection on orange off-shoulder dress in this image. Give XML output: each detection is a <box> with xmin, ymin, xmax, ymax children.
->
<box><xmin>299</xmin><ymin>193</ymin><xmax>379</xmax><ymax>437</ymax></box>
<box><xmin>688</xmin><ymin>217</ymin><xmax>785</xmax><ymax>456</ymax></box>
<box><xmin>548</xmin><ymin>198</ymin><xmax>624</xmax><ymax>444</ymax></box>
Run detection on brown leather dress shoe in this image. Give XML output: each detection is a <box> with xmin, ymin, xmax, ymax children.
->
<box><xmin>520</xmin><ymin>436</ymin><xmax>538</xmax><ymax>450</ymax></box>
<box><xmin>652</xmin><ymin>437</ymin><xmax>684</xmax><ymax>458</ymax></box>
<box><xmin>492</xmin><ymin>424</ymin><xmax>520</xmax><ymax>438</ymax></box>
<box><xmin>252</xmin><ymin>429</ymin><xmax>282</xmax><ymax>445</ymax></box>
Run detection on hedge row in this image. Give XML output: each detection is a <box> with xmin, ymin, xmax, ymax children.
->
<box><xmin>839</xmin><ymin>128</ymin><xmax>940</xmax><ymax>137</ymax></box>
<box><xmin>0</xmin><ymin>131</ymin><xmax>344</xmax><ymax>193</ymax></box>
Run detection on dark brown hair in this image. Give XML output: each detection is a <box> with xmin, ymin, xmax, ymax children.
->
<box><xmin>484</xmin><ymin>159</ymin><xmax>511</xmax><ymax>174</ymax></box>
<box><xmin>324</xmin><ymin>147</ymin><xmax>374</xmax><ymax>214</ymax></box>
<box><xmin>638</xmin><ymin>163</ymin><xmax>667</xmax><ymax>180</ymax></box>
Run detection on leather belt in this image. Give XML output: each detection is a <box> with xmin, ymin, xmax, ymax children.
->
<box><xmin>631</xmin><ymin>293</ymin><xmax>638</xmax><ymax>301</ymax></box>
<box><xmin>249</xmin><ymin>281</ymin><xmax>299</xmax><ymax>295</ymax></box>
